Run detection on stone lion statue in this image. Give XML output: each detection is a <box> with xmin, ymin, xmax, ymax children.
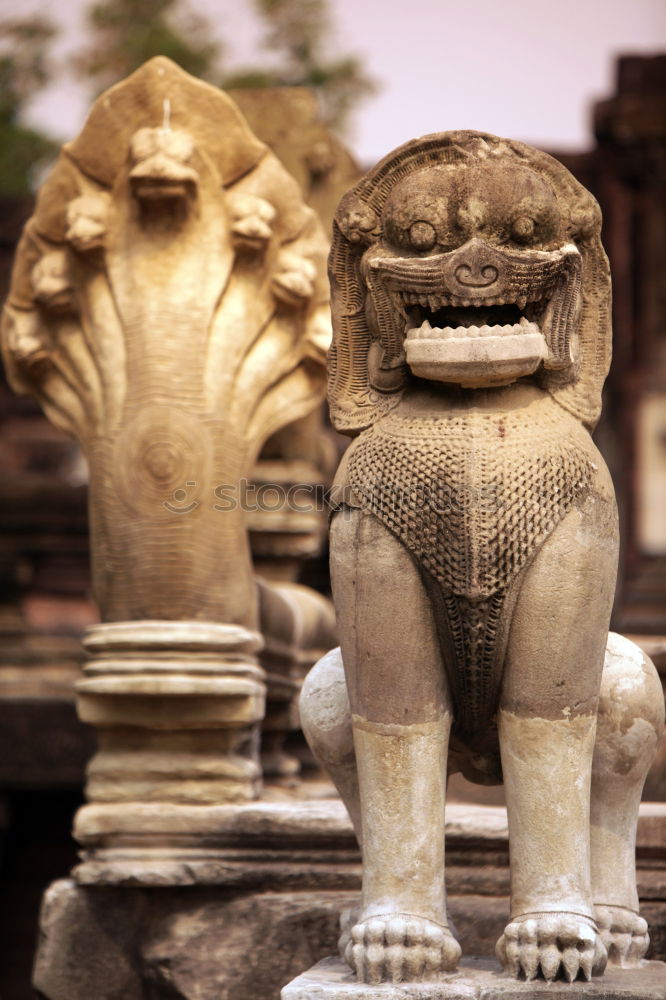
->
<box><xmin>299</xmin><ymin>131</ymin><xmax>664</xmax><ymax>984</ymax></box>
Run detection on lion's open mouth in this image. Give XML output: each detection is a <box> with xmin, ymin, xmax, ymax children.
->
<box><xmin>394</xmin><ymin>287</ymin><xmax>554</xmax><ymax>387</ymax></box>
<box><xmin>400</xmin><ymin>294</ymin><xmax>549</xmax><ymax>341</ymax></box>
<box><xmin>363</xmin><ymin>242</ymin><xmax>582</xmax><ymax>386</ymax></box>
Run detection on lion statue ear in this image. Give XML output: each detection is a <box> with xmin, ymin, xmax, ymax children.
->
<box><xmin>327</xmin><ymin>196</ymin><xmax>387</xmax><ymax>436</ymax></box>
<box><xmin>522</xmin><ymin>147</ymin><xmax>611</xmax><ymax>432</ymax></box>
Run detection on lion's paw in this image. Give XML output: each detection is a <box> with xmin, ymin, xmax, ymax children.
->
<box><xmin>496</xmin><ymin>912</ymin><xmax>607</xmax><ymax>982</ymax></box>
<box><xmin>344</xmin><ymin>913</ymin><xmax>461</xmax><ymax>984</ymax></box>
<box><xmin>595</xmin><ymin>904</ymin><xmax>649</xmax><ymax>967</ymax></box>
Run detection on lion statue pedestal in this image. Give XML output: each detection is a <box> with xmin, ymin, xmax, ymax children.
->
<box><xmin>282</xmin><ymin>132</ymin><xmax>665</xmax><ymax>996</ymax></box>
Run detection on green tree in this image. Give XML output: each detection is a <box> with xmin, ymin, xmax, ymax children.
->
<box><xmin>75</xmin><ymin>0</ymin><xmax>222</xmax><ymax>92</ymax></box>
<box><xmin>224</xmin><ymin>0</ymin><xmax>377</xmax><ymax>133</ymax></box>
<box><xmin>0</xmin><ymin>17</ymin><xmax>59</xmax><ymax>195</ymax></box>
<box><xmin>76</xmin><ymin>0</ymin><xmax>376</xmax><ymax>135</ymax></box>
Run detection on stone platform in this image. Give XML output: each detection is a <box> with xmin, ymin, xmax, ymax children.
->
<box><xmin>33</xmin><ymin>799</ymin><xmax>666</xmax><ymax>999</ymax></box>
<box><xmin>281</xmin><ymin>957</ymin><xmax>666</xmax><ymax>1000</ymax></box>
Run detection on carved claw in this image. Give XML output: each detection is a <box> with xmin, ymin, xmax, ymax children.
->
<box><xmin>559</xmin><ymin>947</ymin><xmax>574</xmax><ymax>981</ymax></box>
<box><xmin>595</xmin><ymin>904</ymin><xmax>650</xmax><ymax>967</ymax></box>
<box><xmin>496</xmin><ymin>912</ymin><xmax>606</xmax><ymax>982</ymax></box>
<box><xmin>519</xmin><ymin>941</ymin><xmax>539</xmax><ymax>981</ymax></box>
<box><xmin>540</xmin><ymin>944</ymin><xmax>561</xmax><ymax>982</ymax></box>
<box><xmin>272</xmin><ymin>251</ymin><xmax>317</xmax><ymax>306</ymax></box>
<box><xmin>345</xmin><ymin>913</ymin><xmax>460</xmax><ymax>984</ymax></box>
<box><xmin>502</xmin><ymin>934</ymin><xmax>521</xmax><ymax>978</ymax></box>
<box><xmin>227</xmin><ymin>193</ymin><xmax>276</xmax><ymax>251</ymax></box>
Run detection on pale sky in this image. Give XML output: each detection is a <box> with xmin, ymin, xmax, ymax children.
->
<box><xmin>11</xmin><ymin>0</ymin><xmax>666</xmax><ymax>165</ymax></box>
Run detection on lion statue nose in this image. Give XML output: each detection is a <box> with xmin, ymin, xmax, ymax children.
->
<box><xmin>447</xmin><ymin>238</ymin><xmax>500</xmax><ymax>291</ymax></box>
<box><xmin>454</xmin><ymin>261</ymin><xmax>499</xmax><ymax>288</ymax></box>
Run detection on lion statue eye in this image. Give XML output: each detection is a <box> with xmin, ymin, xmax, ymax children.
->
<box><xmin>409</xmin><ymin>220</ymin><xmax>436</xmax><ymax>251</ymax></box>
<box><xmin>511</xmin><ymin>215</ymin><xmax>536</xmax><ymax>242</ymax></box>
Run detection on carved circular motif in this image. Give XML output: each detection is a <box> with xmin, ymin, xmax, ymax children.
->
<box><xmin>511</xmin><ymin>215</ymin><xmax>536</xmax><ymax>242</ymax></box>
<box><xmin>112</xmin><ymin>405</ymin><xmax>212</xmax><ymax>519</ymax></box>
<box><xmin>338</xmin><ymin>199</ymin><xmax>379</xmax><ymax>245</ymax></box>
<box><xmin>409</xmin><ymin>221</ymin><xmax>437</xmax><ymax>252</ymax></box>
<box><xmin>143</xmin><ymin>442</ymin><xmax>179</xmax><ymax>481</ymax></box>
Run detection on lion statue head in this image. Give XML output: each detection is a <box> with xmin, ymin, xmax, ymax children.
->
<box><xmin>328</xmin><ymin>130</ymin><xmax>610</xmax><ymax>435</ymax></box>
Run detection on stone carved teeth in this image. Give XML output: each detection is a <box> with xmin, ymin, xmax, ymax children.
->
<box><xmin>411</xmin><ymin>318</ymin><xmax>542</xmax><ymax>340</ymax></box>
<box><xmin>400</xmin><ymin>292</ymin><xmax>544</xmax><ymax>309</ymax></box>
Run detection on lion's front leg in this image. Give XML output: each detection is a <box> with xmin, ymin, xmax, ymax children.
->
<box><xmin>497</xmin><ymin>709</ymin><xmax>606</xmax><ymax>981</ymax></box>
<box><xmin>497</xmin><ymin>496</ymin><xmax>618</xmax><ymax>982</ymax></box>
<box><xmin>330</xmin><ymin>508</ymin><xmax>461</xmax><ymax>983</ymax></box>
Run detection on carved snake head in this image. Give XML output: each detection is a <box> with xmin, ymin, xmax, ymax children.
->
<box><xmin>129</xmin><ymin>127</ymin><xmax>200</xmax><ymax>205</ymax></box>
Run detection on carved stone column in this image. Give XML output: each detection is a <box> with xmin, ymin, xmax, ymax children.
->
<box><xmin>1</xmin><ymin>57</ymin><xmax>329</xmax><ymax>863</ymax></box>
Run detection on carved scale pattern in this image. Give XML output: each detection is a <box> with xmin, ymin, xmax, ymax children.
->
<box><xmin>441</xmin><ymin>591</ymin><xmax>507</xmax><ymax>739</ymax></box>
<box><xmin>346</xmin><ymin>403</ymin><xmax>594</xmax><ymax>599</ymax></box>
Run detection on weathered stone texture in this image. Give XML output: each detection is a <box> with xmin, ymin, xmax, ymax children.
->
<box><xmin>33</xmin><ymin>802</ymin><xmax>666</xmax><ymax>999</ymax></box>
<box><xmin>282</xmin><ymin>957</ymin><xmax>666</xmax><ymax>1000</ymax></box>
<box><xmin>33</xmin><ymin>879</ymin><xmax>355</xmax><ymax>1000</ymax></box>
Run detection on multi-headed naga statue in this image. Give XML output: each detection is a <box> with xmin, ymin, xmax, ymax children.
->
<box><xmin>300</xmin><ymin>132</ymin><xmax>664</xmax><ymax>984</ymax></box>
<box><xmin>1</xmin><ymin>58</ymin><xmax>332</xmax><ymax>822</ymax></box>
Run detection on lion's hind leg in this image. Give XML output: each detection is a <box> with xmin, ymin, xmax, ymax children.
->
<box><xmin>591</xmin><ymin>632</ymin><xmax>664</xmax><ymax>967</ymax></box>
<box><xmin>300</xmin><ymin>646</ymin><xmax>360</xmax><ymax>839</ymax></box>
